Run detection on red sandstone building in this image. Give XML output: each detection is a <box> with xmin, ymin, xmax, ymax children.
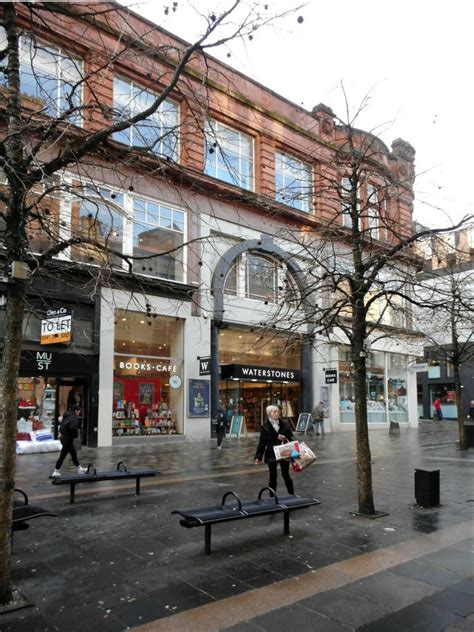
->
<box><xmin>0</xmin><ymin>2</ymin><xmax>421</xmax><ymax>447</ymax></box>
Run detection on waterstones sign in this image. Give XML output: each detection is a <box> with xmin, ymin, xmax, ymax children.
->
<box><xmin>221</xmin><ymin>364</ymin><xmax>300</xmax><ymax>382</ymax></box>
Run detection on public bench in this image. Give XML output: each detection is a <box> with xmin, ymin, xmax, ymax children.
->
<box><xmin>12</xmin><ymin>488</ymin><xmax>57</xmax><ymax>539</ymax></box>
<box><xmin>172</xmin><ymin>487</ymin><xmax>320</xmax><ymax>554</ymax></box>
<box><xmin>51</xmin><ymin>461</ymin><xmax>159</xmax><ymax>504</ymax></box>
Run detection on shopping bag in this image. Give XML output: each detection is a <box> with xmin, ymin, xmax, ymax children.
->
<box><xmin>291</xmin><ymin>441</ymin><xmax>317</xmax><ymax>472</ymax></box>
<box><xmin>273</xmin><ymin>440</ymin><xmax>300</xmax><ymax>461</ymax></box>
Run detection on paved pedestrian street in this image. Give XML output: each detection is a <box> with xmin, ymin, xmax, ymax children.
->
<box><xmin>1</xmin><ymin>420</ymin><xmax>473</xmax><ymax>631</ymax></box>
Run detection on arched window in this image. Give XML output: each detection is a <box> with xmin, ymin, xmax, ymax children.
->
<box><xmin>224</xmin><ymin>253</ymin><xmax>298</xmax><ymax>304</ymax></box>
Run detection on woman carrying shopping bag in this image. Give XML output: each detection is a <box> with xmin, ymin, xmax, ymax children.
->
<box><xmin>254</xmin><ymin>405</ymin><xmax>294</xmax><ymax>495</ymax></box>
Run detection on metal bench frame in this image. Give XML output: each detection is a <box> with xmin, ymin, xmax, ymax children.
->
<box><xmin>12</xmin><ymin>488</ymin><xmax>57</xmax><ymax>541</ymax></box>
<box><xmin>51</xmin><ymin>461</ymin><xmax>158</xmax><ymax>504</ymax></box>
<box><xmin>172</xmin><ymin>487</ymin><xmax>321</xmax><ymax>554</ymax></box>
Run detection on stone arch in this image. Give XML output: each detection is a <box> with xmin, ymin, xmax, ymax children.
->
<box><xmin>210</xmin><ymin>234</ymin><xmax>314</xmax><ymax>421</ymax></box>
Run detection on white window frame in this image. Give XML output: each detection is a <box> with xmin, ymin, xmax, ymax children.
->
<box><xmin>61</xmin><ymin>180</ymin><xmax>186</xmax><ymax>282</ymax></box>
<box><xmin>204</xmin><ymin>119</ymin><xmax>254</xmax><ymax>191</ymax></box>
<box><xmin>275</xmin><ymin>151</ymin><xmax>312</xmax><ymax>212</ymax></box>
<box><xmin>366</xmin><ymin>183</ymin><xmax>380</xmax><ymax>240</ymax></box>
<box><xmin>113</xmin><ymin>77</ymin><xmax>179</xmax><ymax>160</ymax></box>
<box><xmin>131</xmin><ymin>195</ymin><xmax>187</xmax><ymax>282</ymax></box>
<box><xmin>224</xmin><ymin>253</ymin><xmax>298</xmax><ymax>304</ymax></box>
<box><xmin>18</xmin><ymin>34</ymin><xmax>83</xmax><ymax>123</ymax></box>
<box><xmin>341</xmin><ymin>177</ymin><xmax>354</xmax><ymax>228</ymax></box>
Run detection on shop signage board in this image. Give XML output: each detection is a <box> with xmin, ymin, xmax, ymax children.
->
<box><xmin>199</xmin><ymin>357</ymin><xmax>211</xmax><ymax>376</ymax></box>
<box><xmin>295</xmin><ymin>413</ymin><xmax>312</xmax><ymax>433</ymax></box>
<box><xmin>229</xmin><ymin>415</ymin><xmax>246</xmax><ymax>437</ymax></box>
<box><xmin>325</xmin><ymin>370</ymin><xmax>338</xmax><ymax>384</ymax></box>
<box><xmin>221</xmin><ymin>363</ymin><xmax>300</xmax><ymax>382</ymax></box>
<box><xmin>411</xmin><ymin>363</ymin><xmax>429</xmax><ymax>372</ymax></box>
<box><xmin>188</xmin><ymin>379</ymin><xmax>210</xmax><ymax>417</ymax></box>
<box><xmin>40</xmin><ymin>307</ymin><xmax>72</xmax><ymax>345</ymax></box>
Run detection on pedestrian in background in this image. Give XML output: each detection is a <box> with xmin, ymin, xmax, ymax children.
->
<box><xmin>254</xmin><ymin>405</ymin><xmax>294</xmax><ymax>495</ymax></box>
<box><xmin>51</xmin><ymin>407</ymin><xmax>87</xmax><ymax>477</ymax></box>
<box><xmin>215</xmin><ymin>406</ymin><xmax>227</xmax><ymax>449</ymax></box>
<box><xmin>311</xmin><ymin>401</ymin><xmax>326</xmax><ymax>435</ymax></box>
<box><xmin>433</xmin><ymin>398</ymin><xmax>444</xmax><ymax>421</ymax></box>
<box><xmin>467</xmin><ymin>400</ymin><xmax>474</xmax><ymax>419</ymax></box>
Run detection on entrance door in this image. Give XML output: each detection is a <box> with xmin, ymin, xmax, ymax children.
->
<box><xmin>56</xmin><ymin>378</ymin><xmax>88</xmax><ymax>444</ymax></box>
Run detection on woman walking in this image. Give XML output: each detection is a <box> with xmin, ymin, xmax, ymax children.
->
<box><xmin>254</xmin><ymin>405</ymin><xmax>294</xmax><ymax>495</ymax></box>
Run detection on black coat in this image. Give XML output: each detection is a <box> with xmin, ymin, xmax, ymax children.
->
<box><xmin>254</xmin><ymin>418</ymin><xmax>294</xmax><ymax>463</ymax></box>
<box><xmin>59</xmin><ymin>410</ymin><xmax>79</xmax><ymax>439</ymax></box>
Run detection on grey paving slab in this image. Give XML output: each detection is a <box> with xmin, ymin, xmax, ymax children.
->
<box><xmin>423</xmin><ymin>588</ymin><xmax>474</xmax><ymax>617</ymax></box>
<box><xmin>243</xmin><ymin>604</ymin><xmax>353</xmax><ymax>632</ymax></box>
<box><xmin>357</xmin><ymin>601</ymin><xmax>463</xmax><ymax>632</ymax></box>
<box><xmin>299</xmin><ymin>588</ymin><xmax>391</xmax><ymax>628</ymax></box>
<box><xmin>389</xmin><ymin>559</ymin><xmax>465</xmax><ymax>588</ymax></box>
<box><xmin>416</xmin><ymin>547</ymin><xmax>474</xmax><ymax>577</ymax></box>
<box><xmin>2</xmin><ymin>422</ymin><xmax>474</xmax><ymax>632</ymax></box>
<box><xmin>342</xmin><ymin>570</ymin><xmax>438</xmax><ymax>609</ymax></box>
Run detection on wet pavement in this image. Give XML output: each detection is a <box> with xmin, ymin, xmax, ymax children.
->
<box><xmin>1</xmin><ymin>419</ymin><xmax>473</xmax><ymax>631</ymax></box>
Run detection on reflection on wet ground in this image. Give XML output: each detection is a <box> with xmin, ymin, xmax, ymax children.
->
<box><xmin>4</xmin><ymin>420</ymin><xmax>473</xmax><ymax>631</ymax></box>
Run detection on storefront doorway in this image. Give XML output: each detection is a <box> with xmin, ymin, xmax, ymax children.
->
<box><xmin>16</xmin><ymin>376</ymin><xmax>89</xmax><ymax>443</ymax></box>
<box><xmin>219</xmin><ymin>379</ymin><xmax>300</xmax><ymax>432</ymax></box>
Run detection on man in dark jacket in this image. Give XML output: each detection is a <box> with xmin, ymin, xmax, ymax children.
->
<box><xmin>51</xmin><ymin>407</ymin><xmax>87</xmax><ymax>477</ymax></box>
<box><xmin>215</xmin><ymin>406</ymin><xmax>228</xmax><ymax>449</ymax></box>
<box><xmin>254</xmin><ymin>404</ymin><xmax>294</xmax><ymax>495</ymax></box>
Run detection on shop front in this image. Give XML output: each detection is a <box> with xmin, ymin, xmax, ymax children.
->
<box><xmin>112</xmin><ymin>309</ymin><xmax>184</xmax><ymax>437</ymax></box>
<box><xmin>220</xmin><ymin>363</ymin><xmax>301</xmax><ymax>432</ymax></box>
<box><xmin>216</xmin><ymin>327</ymin><xmax>303</xmax><ymax>432</ymax></box>
<box><xmin>16</xmin><ymin>350</ymin><xmax>98</xmax><ymax>446</ymax></box>
<box><xmin>338</xmin><ymin>347</ymin><xmax>410</xmax><ymax>424</ymax></box>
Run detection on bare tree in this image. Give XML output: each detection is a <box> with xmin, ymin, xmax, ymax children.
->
<box><xmin>413</xmin><ymin>228</ymin><xmax>474</xmax><ymax>450</ymax></box>
<box><xmin>0</xmin><ymin>0</ymin><xmax>303</xmax><ymax>606</ymax></box>
<box><xmin>254</xmin><ymin>95</ymin><xmax>473</xmax><ymax>516</ymax></box>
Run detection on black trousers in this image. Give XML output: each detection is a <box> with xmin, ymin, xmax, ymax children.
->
<box><xmin>216</xmin><ymin>427</ymin><xmax>226</xmax><ymax>447</ymax></box>
<box><xmin>55</xmin><ymin>437</ymin><xmax>80</xmax><ymax>469</ymax></box>
<box><xmin>267</xmin><ymin>460</ymin><xmax>294</xmax><ymax>495</ymax></box>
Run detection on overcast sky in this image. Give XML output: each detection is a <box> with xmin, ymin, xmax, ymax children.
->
<box><xmin>120</xmin><ymin>0</ymin><xmax>473</xmax><ymax>228</ymax></box>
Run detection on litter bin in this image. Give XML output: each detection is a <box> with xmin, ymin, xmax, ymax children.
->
<box><xmin>464</xmin><ymin>422</ymin><xmax>474</xmax><ymax>448</ymax></box>
<box><xmin>414</xmin><ymin>469</ymin><xmax>440</xmax><ymax>507</ymax></box>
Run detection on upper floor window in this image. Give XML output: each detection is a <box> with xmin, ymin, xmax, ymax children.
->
<box><xmin>341</xmin><ymin>177</ymin><xmax>354</xmax><ymax>228</ymax></box>
<box><xmin>132</xmin><ymin>197</ymin><xmax>185</xmax><ymax>281</ymax></box>
<box><xmin>70</xmin><ymin>186</ymin><xmax>125</xmax><ymax>268</ymax></box>
<box><xmin>113</xmin><ymin>78</ymin><xmax>179</xmax><ymax>159</ymax></box>
<box><xmin>18</xmin><ymin>35</ymin><xmax>82</xmax><ymax>122</ymax></box>
<box><xmin>275</xmin><ymin>151</ymin><xmax>312</xmax><ymax>212</ymax></box>
<box><xmin>366</xmin><ymin>183</ymin><xmax>380</xmax><ymax>240</ymax></box>
<box><xmin>224</xmin><ymin>253</ymin><xmax>298</xmax><ymax>304</ymax></box>
<box><xmin>204</xmin><ymin>119</ymin><xmax>254</xmax><ymax>191</ymax></box>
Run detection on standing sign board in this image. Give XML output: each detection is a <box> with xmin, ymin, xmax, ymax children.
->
<box><xmin>295</xmin><ymin>413</ymin><xmax>312</xmax><ymax>433</ymax></box>
<box><xmin>229</xmin><ymin>415</ymin><xmax>246</xmax><ymax>438</ymax></box>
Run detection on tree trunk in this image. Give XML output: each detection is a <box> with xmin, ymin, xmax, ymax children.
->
<box><xmin>352</xmin><ymin>312</ymin><xmax>375</xmax><ymax>515</ymax></box>
<box><xmin>450</xmin><ymin>313</ymin><xmax>467</xmax><ymax>451</ymax></box>
<box><xmin>0</xmin><ymin>281</ymin><xmax>27</xmax><ymax>605</ymax></box>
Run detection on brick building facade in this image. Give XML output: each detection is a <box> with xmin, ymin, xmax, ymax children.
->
<box><xmin>1</xmin><ymin>2</ymin><xmax>422</xmax><ymax>446</ymax></box>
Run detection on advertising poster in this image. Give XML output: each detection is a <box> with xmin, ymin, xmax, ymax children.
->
<box><xmin>188</xmin><ymin>379</ymin><xmax>210</xmax><ymax>417</ymax></box>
